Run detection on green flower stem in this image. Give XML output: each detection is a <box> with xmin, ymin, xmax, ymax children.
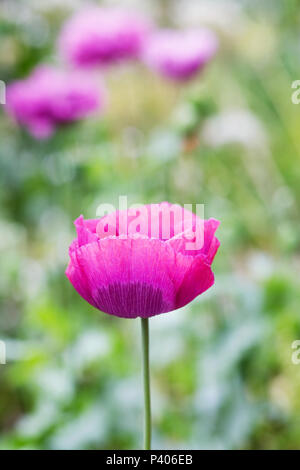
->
<box><xmin>141</xmin><ymin>317</ymin><xmax>151</xmax><ymax>450</ymax></box>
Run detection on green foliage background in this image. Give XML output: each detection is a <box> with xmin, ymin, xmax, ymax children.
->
<box><xmin>1</xmin><ymin>0</ymin><xmax>300</xmax><ymax>450</ymax></box>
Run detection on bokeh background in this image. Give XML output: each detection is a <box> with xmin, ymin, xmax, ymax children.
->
<box><xmin>1</xmin><ymin>0</ymin><xmax>300</xmax><ymax>450</ymax></box>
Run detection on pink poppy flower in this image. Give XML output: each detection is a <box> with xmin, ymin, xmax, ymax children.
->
<box><xmin>6</xmin><ymin>65</ymin><xmax>104</xmax><ymax>139</ymax></box>
<box><xmin>143</xmin><ymin>29</ymin><xmax>218</xmax><ymax>81</ymax></box>
<box><xmin>59</xmin><ymin>7</ymin><xmax>152</xmax><ymax>68</ymax></box>
<box><xmin>66</xmin><ymin>203</ymin><xmax>220</xmax><ymax>318</ymax></box>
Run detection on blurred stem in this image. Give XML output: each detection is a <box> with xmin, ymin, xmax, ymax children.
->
<box><xmin>141</xmin><ymin>317</ymin><xmax>151</xmax><ymax>450</ymax></box>
<box><xmin>158</xmin><ymin>0</ymin><xmax>172</xmax><ymax>26</ymax></box>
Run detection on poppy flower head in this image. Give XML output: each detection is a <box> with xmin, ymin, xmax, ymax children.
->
<box><xmin>143</xmin><ymin>29</ymin><xmax>218</xmax><ymax>81</ymax></box>
<box><xmin>59</xmin><ymin>7</ymin><xmax>152</xmax><ymax>68</ymax></box>
<box><xmin>6</xmin><ymin>66</ymin><xmax>104</xmax><ymax>139</ymax></box>
<box><xmin>66</xmin><ymin>203</ymin><xmax>220</xmax><ymax>318</ymax></box>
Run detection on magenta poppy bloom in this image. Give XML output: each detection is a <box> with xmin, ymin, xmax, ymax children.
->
<box><xmin>66</xmin><ymin>203</ymin><xmax>220</xmax><ymax>319</ymax></box>
<box><xmin>6</xmin><ymin>66</ymin><xmax>104</xmax><ymax>139</ymax></box>
<box><xmin>143</xmin><ymin>29</ymin><xmax>218</xmax><ymax>81</ymax></box>
<box><xmin>59</xmin><ymin>7</ymin><xmax>151</xmax><ymax>68</ymax></box>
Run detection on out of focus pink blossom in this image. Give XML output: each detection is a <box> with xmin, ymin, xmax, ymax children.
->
<box><xmin>143</xmin><ymin>29</ymin><xmax>218</xmax><ymax>81</ymax></box>
<box><xmin>59</xmin><ymin>7</ymin><xmax>151</xmax><ymax>68</ymax></box>
<box><xmin>6</xmin><ymin>66</ymin><xmax>104</xmax><ymax>139</ymax></box>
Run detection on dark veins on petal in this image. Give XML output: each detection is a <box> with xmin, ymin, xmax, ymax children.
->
<box><xmin>94</xmin><ymin>282</ymin><xmax>168</xmax><ymax>318</ymax></box>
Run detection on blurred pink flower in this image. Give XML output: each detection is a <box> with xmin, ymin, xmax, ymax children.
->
<box><xmin>66</xmin><ymin>203</ymin><xmax>220</xmax><ymax>319</ymax></box>
<box><xmin>6</xmin><ymin>66</ymin><xmax>104</xmax><ymax>139</ymax></box>
<box><xmin>143</xmin><ymin>29</ymin><xmax>218</xmax><ymax>81</ymax></box>
<box><xmin>59</xmin><ymin>7</ymin><xmax>151</xmax><ymax>68</ymax></box>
